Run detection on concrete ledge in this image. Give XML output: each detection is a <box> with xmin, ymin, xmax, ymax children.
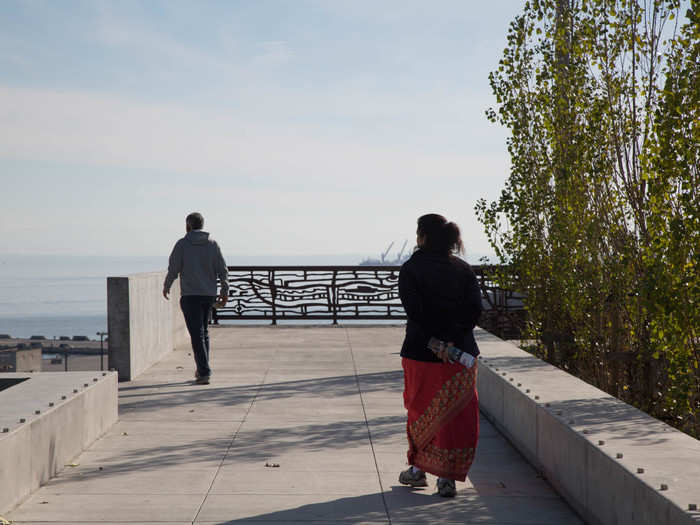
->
<box><xmin>0</xmin><ymin>371</ymin><xmax>118</xmax><ymax>514</ymax></box>
<box><xmin>475</xmin><ymin>328</ymin><xmax>700</xmax><ymax>525</ymax></box>
<box><xmin>108</xmin><ymin>271</ymin><xmax>188</xmax><ymax>381</ymax></box>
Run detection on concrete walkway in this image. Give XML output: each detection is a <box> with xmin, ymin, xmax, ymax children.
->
<box><xmin>8</xmin><ymin>326</ymin><xmax>582</xmax><ymax>524</ymax></box>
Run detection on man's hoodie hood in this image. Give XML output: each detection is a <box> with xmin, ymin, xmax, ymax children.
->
<box><xmin>186</xmin><ymin>230</ymin><xmax>210</xmax><ymax>245</ymax></box>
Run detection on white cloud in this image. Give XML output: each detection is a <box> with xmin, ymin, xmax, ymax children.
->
<box><xmin>0</xmin><ymin>85</ymin><xmax>503</xmax><ymax>187</ymax></box>
<box><xmin>0</xmin><ymin>84</ymin><xmax>507</xmax><ymax>256</ymax></box>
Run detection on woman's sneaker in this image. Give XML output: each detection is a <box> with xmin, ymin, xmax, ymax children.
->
<box><xmin>437</xmin><ymin>478</ymin><xmax>456</xmax><ymax>497</ymax></box>
<box><xmin>399</xmin><ymin>467</ymin><xmax>428</xmax><ymax>487</ymax></box>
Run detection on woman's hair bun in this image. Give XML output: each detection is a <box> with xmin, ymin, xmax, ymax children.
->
<box><xmin>417</xmin><ymin>214</ymin><xmax>464</xmax><ymax>255</ymax></box>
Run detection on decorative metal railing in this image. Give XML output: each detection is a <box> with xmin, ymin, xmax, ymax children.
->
<box><xmin>212</xmin><ymin>265</ymin><xmax>525</xmax><ymax>339</ymax></box>
<box><xmin>474</xmin><ymin>265</ymin><xmax>526</xmax><ymax>339</ymax></box>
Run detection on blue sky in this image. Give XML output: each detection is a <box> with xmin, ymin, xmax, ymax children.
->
<box><xmin>0</xmin><ymin>1</ymin><xmax>525</xmax><ymax>259</ymax></box>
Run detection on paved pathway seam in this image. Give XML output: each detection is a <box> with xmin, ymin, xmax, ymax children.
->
<box><xmin>191</xmin><ymin>363</ymin><xmax>273</xmax><ymax>524</ymax></box>
<box><xmin>345</xmin><ymin>327</ymin><xmax>393</xmax><ymax>525</ymax></box>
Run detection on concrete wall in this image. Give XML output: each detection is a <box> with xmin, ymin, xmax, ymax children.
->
<box><xmin>15</xmin><ymin>348</ymin><xmax>42</xmax><ymax>372</ymax></box>
<box><xmin>474</xmin><ymin>329</ymin><xmax>700</xmax><ymax>525</ymax></box>
<box><xmin>0</xmin><ymin>348</ymin><xmax>41</xmax><ymax>373</ymax></box>
<box><xmin>0</xmin><ymin>371</ymin><xmax>118</xmax><ymax>514</ymax></box>
<box><xmin>107</xmin><ymin>271</ymin><xmax>188</xmax><ymax>381</ymax></box>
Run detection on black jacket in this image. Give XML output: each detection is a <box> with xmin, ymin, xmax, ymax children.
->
<box><xmin>399</xmin><ymin>250</ymin><xmax>482</xmax><ymax>362</ymax></box>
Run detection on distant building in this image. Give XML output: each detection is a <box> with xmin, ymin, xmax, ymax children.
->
<box><xmin>0</xmin><ymin>346</ymin><xmax>42</xmax><ymax>372</ymax></box>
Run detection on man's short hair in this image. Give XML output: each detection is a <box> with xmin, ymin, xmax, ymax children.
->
<box><xmin>186</xmin><ymin>212</ymin><xmax>204</xmax><ymax>230</ymax></box>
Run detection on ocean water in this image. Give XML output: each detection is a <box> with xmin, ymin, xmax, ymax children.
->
<box><xmin>0</xmin><ymin>253</ymin><xmax>366</xmax><ymax>339</ymax></box>
<box><xmin>0</xmin><ymin>254</ymin><xmax>165</xmax><ymax>339</ymax></box>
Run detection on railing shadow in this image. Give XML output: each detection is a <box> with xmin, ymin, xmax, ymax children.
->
<box><xmin>46</xmin><ymin>369</ymin><xmax>408</xmax><ymax>483</ymax></box>
<box><xmin>226</xmin><ymin>414</ymin><xmax>406</xmax><ymax>463</ymax></box>
<box><xmin>118</xmin><ymin>370</ymin><xmax>404</xmax><ymax>414</ymax></box>
<box><xmin>47</xmin><ymin>414</ymin><xmax>406</xmax><ymax>484</ymax></box>
<box><xmin>547</xmin><ymin>397</ymin><xmax>677</xmax><ymax>446</ymax></box>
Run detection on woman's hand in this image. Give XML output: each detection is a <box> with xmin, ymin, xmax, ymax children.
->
<box><xmin>436</xmin><ymin>341</ymin><xmax>455</xmax><ymax>363</ymax></box>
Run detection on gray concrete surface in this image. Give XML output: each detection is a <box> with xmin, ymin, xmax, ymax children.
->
<box><xmin>477</xmin><ymin>331</ymin><xmax>700</xmax><ymax>525</ymax></box>
<box><xmin>6</xmin><ymin>326</ymin><xmax>581</xmax><ymax>524</ymax></box>
<box><xmin>108</xmin><ymin>272</ymin><xmax>188</xmax><ymax>381</ymax></box>
<box><xmin>0</xmin><ymin>371</ymin><xmax>118</xmax><ymax>514</ymax></box>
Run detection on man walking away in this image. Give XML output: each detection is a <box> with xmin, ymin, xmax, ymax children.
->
<box><xmin>163</xmin><ymin>212</ymin><xmax>229</xmax><ymax>385</ymax></box>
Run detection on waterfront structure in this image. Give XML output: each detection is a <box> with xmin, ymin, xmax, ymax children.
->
<box><xmin>0</xmin><ymin>346</ymin><xmax>41</xmax><ymax>372</ymax></box>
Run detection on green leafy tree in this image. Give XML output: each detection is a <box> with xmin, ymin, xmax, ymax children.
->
<box><xmin>644</xmin><ymin>0</ymin><xmax>699</xmax><ymax>432</ymax></box>
<box><xmin>478</xmin><ymin>0</ymin><xmax>699</xmax><ymax>436</ymax></box>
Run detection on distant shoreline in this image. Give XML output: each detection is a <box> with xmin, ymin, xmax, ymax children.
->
<box><xmin>0</xmin><ymin>314</ymin><xmax>107</xmax><ymax>341</ymax></box>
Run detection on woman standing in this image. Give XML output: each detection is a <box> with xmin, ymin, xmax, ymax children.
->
<box><xmin>397</xmin><ymin>214</ymin><xmax>483</xmax><ymax>497</ymax></box>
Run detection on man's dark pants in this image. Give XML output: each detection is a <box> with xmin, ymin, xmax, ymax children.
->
<box><xmin>180</xmin><ymin>295</ymin><xmax>215</xmax><ymax>378</ymax></box>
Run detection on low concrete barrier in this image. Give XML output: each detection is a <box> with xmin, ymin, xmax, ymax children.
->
<box><xmin>0</xmin><ymin>371</ymin><xmax>118</xmax><ymax>514</ymax></box>
<box><xmin>474</xmin><ymin>329</ymin><xmax>700</xmax><ymax>525</ymax></box>
<box><xmin>107</xmin><ymin>271</ymin><xmax>188</xmax><ymax>381</ymax></box>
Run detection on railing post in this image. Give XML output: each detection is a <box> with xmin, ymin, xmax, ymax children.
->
<box><xmin>270</xmin><ymin>269</ymin><xmax>277</xmax><ymax>325</ymax></box>
<box><xmin>331</xmin><ymin>270</ymin><xmax>338</xmax><ymax>325</ymax></box>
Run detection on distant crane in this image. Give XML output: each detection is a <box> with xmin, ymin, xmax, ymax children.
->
<box><xmin>359</xmin><ymin>240</ymin><xmax>412</xmax><ymax>266</ymax></box>
<box><xmin>396</xmin><ymin>240</ymin><xmax>408</xmax><ymax>261</ymax></box>
<box><xmin>380</xmin><ymin>242</ymin><xmax>394</xmax><ymax>263</ymax></box>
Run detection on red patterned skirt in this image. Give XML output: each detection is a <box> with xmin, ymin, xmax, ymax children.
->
<box><xmin>403</xmin><ymin>357</ymin><xmax>479</xmax><ymax>482</ymax></box>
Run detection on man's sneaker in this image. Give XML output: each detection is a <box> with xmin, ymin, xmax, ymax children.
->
<box><xmin>195</xmin><ymin>375</ymin><xmax>210</xmax><ymax>385</ymax></box>
<box><xmin>437</xmin><ymin>478</ymin><xmax>456</xmax><ymax>497</ymax></box>
<box><xmin>399</xmin><ymin>467</ymin><xmax>428</xmax><ymax>487</ymax></box>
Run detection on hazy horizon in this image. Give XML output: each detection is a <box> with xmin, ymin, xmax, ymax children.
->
<box><xmin>0</xmin><ymin>248</ymin><xmax>497</xmax><ymax>263</ymax></box>
<box><xmin>0</xmin><ymin>249</ymin><xmax>496</xmax><ymax>338</ymax></box>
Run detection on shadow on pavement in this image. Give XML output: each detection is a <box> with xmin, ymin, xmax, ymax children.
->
<box><xmin>202</xmin><ymin>486</ymin><xmax>418</xmax><ymax>524</ymax></box>
<box><xmin>203</xmin><ymin>484</ymin><xmax>581</xmax><ymax>524</ymax></box>
<box><xmin>47</xmin><ymin>414</ymin><xmax>406</xmax><ymax>483</ymax></box>
<box><xmin>118</xmin><ymin>370</ymin><xmax>404</xmax><ymax>414</ymax></box>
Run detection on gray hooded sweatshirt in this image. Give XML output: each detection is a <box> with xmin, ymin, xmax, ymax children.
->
<box><xmin>163</xmin><ymin>230</ymin><xmax>229</xmax><ymax>297</ymax></box>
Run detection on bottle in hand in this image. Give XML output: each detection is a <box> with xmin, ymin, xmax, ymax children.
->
<box><xmin>427</xmin><ymin>337</ymin><xmax>475</xmax><ymax>368</ymax></box>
